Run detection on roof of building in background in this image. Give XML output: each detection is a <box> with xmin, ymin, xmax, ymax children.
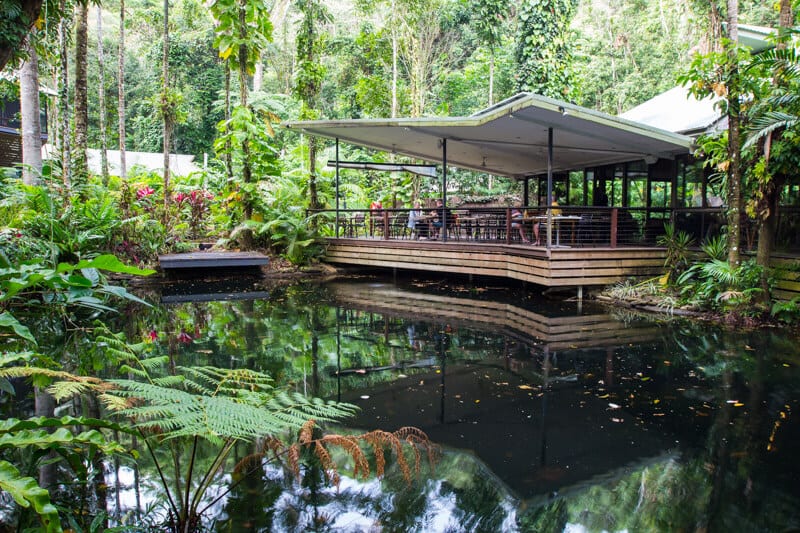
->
<box><xmin>619</xmin><ymin>85</ymin><xmax>725</xmax><ymax>137</ymax></box>
<box><xmin>39</xmin><ymin>146</ymin><xmax>201</xmax><ymax>177</ymax></box>
<box><xmin>87</xmin><ymin>149</ymin><xmax>201</xmax><ymax>177</ymax></box>
<box><xmin>619</xmin><ymin>24</ymin><xmax>786</xmax><ymax>137</ymax></box>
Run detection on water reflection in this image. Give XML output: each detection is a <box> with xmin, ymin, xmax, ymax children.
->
<box><xmin>113</xmin><ymin>276</ymin><xmax>800</xmax><ymax>531</ymax></box>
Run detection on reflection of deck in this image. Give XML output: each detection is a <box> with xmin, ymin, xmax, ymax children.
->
<box><xmin>329</xmin><ymin>282</ymin><xmax>660</xmax><ymax>351</ymax></box>
<box><xmin>325</xmin><ymin>238</ymin><xmax>665</xmax><ymax>288</ymax></box>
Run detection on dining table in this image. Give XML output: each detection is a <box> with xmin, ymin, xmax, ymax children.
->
<box><xmin>530</xmin><ymin>215</ymin><xmax>581</xmax><ymax>246</ymax></box>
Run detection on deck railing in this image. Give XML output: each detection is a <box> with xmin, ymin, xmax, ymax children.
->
<box><xmin>310</xmin><ymin>205</ymin><xmax>800</xmax><ymax>252</ymax></box>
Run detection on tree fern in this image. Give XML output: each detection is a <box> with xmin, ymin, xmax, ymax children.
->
<box><xmin>105</xmin><ymin>368</ymin><xmax>358</xmax><ymax>444</ymax></box>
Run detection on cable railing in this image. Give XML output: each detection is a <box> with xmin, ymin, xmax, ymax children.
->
<box><xmin>310</xmin><ymin>205</ymin><xmax>800</xmax><ymax>252</ymax></box>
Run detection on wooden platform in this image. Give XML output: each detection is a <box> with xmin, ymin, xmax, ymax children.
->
<box><xmin>324</xmin><ymin>238</ymin><xmax>665</xmax><ymax>288</ymax></box>
<box><xmin>158</xmin><ymin>251</ymin><xmax>269</xmax><ymax>270</ymax></box>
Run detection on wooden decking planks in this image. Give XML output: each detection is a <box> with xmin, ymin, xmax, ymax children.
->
<box><xmin>159</xmin><ymin>251</ymin><xmax>269</xmax><ymax>270</ymax></box>
<box><xmin>324</xmin><ymin>238</ymin><xmax>665</xmax><ymax>287</ymax></box>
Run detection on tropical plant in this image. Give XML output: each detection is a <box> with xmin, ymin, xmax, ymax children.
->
<box><xmin>0</xmin><ymin>255</ymin><xmax>154</xmax><ymax>314</ymax></box>
<box><xmin>657</xmin><ymin>222</ymin><xmax>695</xmax><ymax>284</ymax></box>
<box><xmin>72</xmin><ymin>331</ymin><xmax>435</xmax><ymax>531</ymax></box>
<box><xmin>515</xmin><ymin>0</ymin><xmax>579</xmax><ymax>99</ymax></box>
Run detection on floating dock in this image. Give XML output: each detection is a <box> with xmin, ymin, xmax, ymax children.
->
<box><xmin>158</xmin><ymin>251</ymin><xmax>270</xmax><ymax>271</ymax></box>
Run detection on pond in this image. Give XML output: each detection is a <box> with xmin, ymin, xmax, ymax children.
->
<box><xmin>46</xmin><ymin>275</ymin><xmax>800</xmax><ymax>530</ymax></box>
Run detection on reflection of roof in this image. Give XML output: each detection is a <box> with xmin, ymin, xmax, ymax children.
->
<box><xmin>619</xmin><ymin>85</ymin><xmax>725</xmax><ymax>136</ymax></box>
<box><xmin>285</xmin><ymin>92</ymin><xmax>691</xmax><ymax>178</ymax></box>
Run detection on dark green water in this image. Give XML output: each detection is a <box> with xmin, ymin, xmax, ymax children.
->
<box><xmin>110</xmin><ymin>275</ymin><xmax>800</xmax><ymax>532</ymax></box>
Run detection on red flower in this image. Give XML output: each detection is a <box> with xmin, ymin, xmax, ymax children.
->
<box><xmin>148</xmin><ymin>330</ymin><xmax>158</xmax><ymax>341</ymax></box>
<box><xmin>177</xmin><ymin>331</ymin><xmax>193</xmax><ymax>344</ymax></box>
<box><xmin>136</xmin><ymin>186</ymin><xmax>155</xmax><ymax>200</ymax></box>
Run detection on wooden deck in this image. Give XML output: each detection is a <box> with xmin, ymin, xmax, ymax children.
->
<box><xmin>159</xmin><ymin>251</ymin><xmax>269</xmax><ymax>270</ymax></box>
<box><xmin>324</xmin><ymin>238</ymin><xmax>666</xmax><ymax>288</ymax></box>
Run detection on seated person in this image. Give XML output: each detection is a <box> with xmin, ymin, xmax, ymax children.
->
<box><xmin>531</xmin><ymin>200</ymin><xmax>560</xmax><ymax>245</ymax></box>
<box><xmin>408</xmin><ymin>201</ymin><xmax>424</xmax><ymax>238</ymax></box>
<box><xmin>430</xmin><ymin>199</ymin><xmax>455</xmax><ymax>238</ymax></box>
<box><xmin>511</xmin><ymin>205</ymin><xmax>530</xmax><ymax>244</ymax></box>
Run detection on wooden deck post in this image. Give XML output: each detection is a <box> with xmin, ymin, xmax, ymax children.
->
<box><xmin>610</xmin><ymin>208</ymin><xmax>618</xmax><ymax>248</ymax></box>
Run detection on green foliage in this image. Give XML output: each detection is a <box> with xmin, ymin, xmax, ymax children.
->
<box><xmin>210</xmin><ymin>0</ymin><xmax>273</xmax><ymax>75</ymax></box>
<box><xmin>701</xmin><ymin>234</ymin><xmax>728</xmax><ymax>262</ymax></box>
<box><xmin>109</xmin><ymin>367</ymin><xmax>357</xmax><ymax>443</ymax></box>
<box><xmin>657</xmin><ymin>222</ymin><xmax>695</xmax><ymax>283</ymax></box>
<box><xmin>0</xmin><ymin>255</ymin><xmax>154</xmax><ymax>313</ymax></box>
<box><xmin>515</xmin><ymin>0</ymin><xmax>579</xmax><ymax>99</ymax></box>
<box><xmin>95</xmin><ymin>338</ymin><xmax>359</xmax><ymax>530</ymax></box>
<box><xmin>0</xmin><ymin>461</ymin><xmax>61</xmax><ymax>533</ymax></box>
<box><xmin>675</xmin><ymin>258</ymin><xmax>768</xmax><ymax>313</ymax></box>
<box><xmin>771</xmin><ymin>296</ymin><xmax>800</xmax><ymax>323</ymax></box>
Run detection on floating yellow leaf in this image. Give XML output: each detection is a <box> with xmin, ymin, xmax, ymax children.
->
<box><xmin>598</xmin><ymin>394</ymin><xmax>609</xmax><ymax>398</ymax></box>
<box><xmin>734</xmin><ymin>402</ymin><xmax>744</xmax><ymax>407</ymax></box>
<box><xmin>475</xmin><ymin>399</ymin><xmax>480</xmax><ymax>404</ymax></box>
<box><xmin>518</xmin><ymin>385</ymin><xmax>535</xmax><ymax>390</ymax></box>
<box><xmin>653</xmin><ymin>399</ymin><xmax>660</xmax><ymax>404</ymax></box>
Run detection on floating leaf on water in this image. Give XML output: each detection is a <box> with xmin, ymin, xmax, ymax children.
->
<box><xmin>360</xmin><ymin>395</ymin><xmax>370</xmax><ymax>399</ymax></box>
<box><xmin>598</xmin><ymin>394</ymin><xmax>609</xmax><ymax>399</ymax></box>
<box><xmin>518</xmin><ymin>385</ymin><xmax>535</xmax><ymax>390</ymax></box>
<box><xmin>734</xmin><ymin>402</ymin><xmax>744</xmax><ymax>407</ymax></box>
<box><xmin>398</xmin><ymin>374</ymin><xmax>408</xmax><ymax>378</ymax></box>
<box><xmin>653</xmin><ymin>399</ymin><xmax>660</xmax><ymax>404</ymax></box>
<box><xmin>608</xmin><ymin>403</ymin><xmax>621</xmax><ymax>409</ymax></box>
<box><xmin>611</xmin><ymin>418</ymin><xmax>623</xmax><ymax>423</ymax></box>
<box><xmin>475</xmin><ymin>399</ymin><xmax>480</xmax><ymax>404</ymax></box>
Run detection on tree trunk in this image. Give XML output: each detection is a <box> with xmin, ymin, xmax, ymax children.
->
<box><xmin>237</xmin><ymin>1</ymin><xmax>254</xmax><ymax>249</ymax></box>
<box><xmin>223</xmin><ymin>63</ymin><xmax>233</xmax><ymax>182</ymax></box>
<box><xmin>725</xmin><ymin>0</ymin><xmax>741</xmax><ymax>266</ymax></box>
<box><xmin>57</xmin><ymin>0</ymin><xmax>71</xmax><ymax>187</ymax></box>
<box><xmin>118</xmin><ymin>0</ymin><xmax>127</xmax><ymax>180</ymax></box>
<box><xmin>34</xmin><ymin>386</ymin><xmax>56</xmax><ymax>490</ymax></box>
<box><xmin>238</xmin><ymin>4</ymin><xmax>252</xmax><ymax>218</ymax></box>
<box><xmin>97</xmin><ymin>6</ymin><xmax>109</xmax><ymax>185</ymax></box>
<box><xmin>488</xmin><ymin>53</ymin><xmax>494</xmax><ymax>107</ymax></box>
<box><xmin>755</xmin><ymin>0</ymin><xmax>793</xmax><ymax>299</ymax></box>
<box><xmin>20</xmin><ymin>38</ymin><xmax>43</xmax><ymax>186</ymax></box>
<box><xmin>162</xmin><ymin>0</ymin><xmax>172</xmax><ymax>215</ymax></box>
<box><xmin>391</xmin><ymin>0</ymin><xmax>398</xmax><ymax>118</ymax></box>
<box><xmin>73</xmin><ymin>2</ymin><xmax>90</xmax><ymax>195</ymax></box>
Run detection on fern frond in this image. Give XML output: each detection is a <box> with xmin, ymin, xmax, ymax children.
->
<box><xmin>299</xmin><ymin>420</ymin><xmax>315</xmax><ymax>445</ymax></box>
<box><xmin>0</xmin><ymin>367</ymin><xmax>81</xmax><ymax>382</ymax></box>
<box><xmin>287</xmin><ymin>443</ymin><xmax>301</xmax><ymax>482</ymax></box>
<box><xmin>233</xmin><ymin>452</ymin><xmax>266</xmax><ymax>477</ymax></box>
<box><xmin>313</xmin><ymin>441</ymin><xmax>339</xmax><ymax>486</ymax></box>
<box><xmin>320</xmin><ymin>434</ymin><xmax>369</xmax><ymax>480</ymax></box>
